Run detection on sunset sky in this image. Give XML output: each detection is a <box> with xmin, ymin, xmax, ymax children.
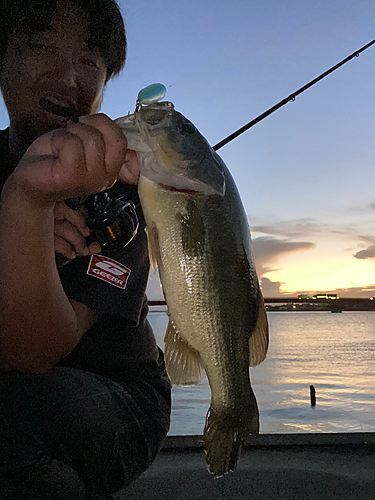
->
<box><xmin>1</xmin><ymin>0</ymin><xmax>375</xmax><ymax>297</ymax></box>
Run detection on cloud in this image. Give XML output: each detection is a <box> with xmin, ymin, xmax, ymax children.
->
<box><xmin>353</xmin><ymin>236</ymin><xmax>375</xmax><ymax>261</ymax></box>
<box><xmin>250</xmin><ymin>216</ymin><xmax>375</xmax><ymax>267</ymax></box>
<box><xmin>353</xmin><ymin>245</ymin><xmax>375</xmax><ymax>260</ymax></box>
<box><xmin>250</xmin><ymin>217</ymin><xmax>358</xmax><ymax>239</ymax></box>
<box><xmin>252</xmin><ymin>236</ymin><xmax>315</xmax><ymax>276</ymax></box>
<box><xmin>259</xmin><ymin>279</ymin><xmax>375</xmax><ymax>298</ymax></box>
<box><xmin>252</xmin><ymin>218</ymin><xmax>321</xmax><ymax>238</ymax></box>
<box><xmin>260</xmin><ymin>277</ymin><xmax>286</xmax><ymax>297</ymax></box>
<box><xmin>348</xmin><ymin>202</ymin><xmax>375</xmax><ymax>213</ymax></box>
<box><xmin>357</xmin><ymin>235</ymin><xmax>375</xmax><ymax>244</ymax></box>
<box><xmin>328</xmin><ymin>285</ymin><xmax>375</xmax><ymax>298</ymax></box>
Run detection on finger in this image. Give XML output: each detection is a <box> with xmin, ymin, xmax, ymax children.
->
<box><xmin>54</xmin><ymin>219</ymin><xmax>89</xmax><ymax>256</ymax></box>
<box><xmin>78</xmin><ymin>114</ymin><xmax>127</xmax><ymax>179</ymax></box>
<box><xmin>47</xmin><ymin>129</ymin><xmax>88</xmax><ymax>184</ymax></box>
<box><xmin>118</xmin><ymin>149</ymin><xmax>140</xmax><ymax>185</ymax></box>
<box><xmin>54</xmin><ymin>235</ymin><xmax>77</xmax><ymax>260</ymax></box>
<box><xmin>54</xmin><ymin>202</ymin><xmax>90</xmax><ymax>238</ymax></box>
<box><xmin>65</xmin><ymin>121</ymin><xmax>108</xmax><ymax>190</ymax></box>
<box><xmin>87</xmin><ymin>241</ymin><xmax>101</xmax><ymax>255</ymax></box>
<box><xmin>19</xmin><ymin>129</ymin><xmax>88</xmax><ymax>199</ymax></box>
<box><xmin>55</xmin><ymin>231</ymin><xmax>100</xmax><ymax>258</ymax></box>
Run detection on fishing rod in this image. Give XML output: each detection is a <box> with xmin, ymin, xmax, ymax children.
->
<box><xmin>212</xmin><ymin>38</ymin><xmax>375</xmax><ymax>151</ymax></box>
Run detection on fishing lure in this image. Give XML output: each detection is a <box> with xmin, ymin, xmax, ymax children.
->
<box><xmin>136</xmin><ymin>83</ymin><xmax>167</xmax><ymax>111</ymax></box>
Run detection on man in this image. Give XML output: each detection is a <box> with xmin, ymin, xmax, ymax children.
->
<box><xmin>0</xmin><ymin>1</ymin><xmax>171</xmax><ymax>498</ymax></box>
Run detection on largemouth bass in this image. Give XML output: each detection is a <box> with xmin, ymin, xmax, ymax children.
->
<box><xmin>116</xmin><ymin>102</ymin><xmax>269</xmax><ymax>477</ymax></box>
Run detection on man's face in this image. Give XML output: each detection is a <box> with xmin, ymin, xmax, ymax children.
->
<box><xmin>0</xmin><ymin>0</ymin><xmax>108</xmax><ymax>143</ymax></box>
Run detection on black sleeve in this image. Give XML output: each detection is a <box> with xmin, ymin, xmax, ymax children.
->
<box><xmin>58</xmin><ymin>183</ymin><xmax>149</xmax><ymax>326</ymax></box>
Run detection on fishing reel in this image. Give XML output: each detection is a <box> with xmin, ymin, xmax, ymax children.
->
<box><xmin>65</xmin><ymin>191</ymin><xmax>139</xmax><ymax>250</ymax></box>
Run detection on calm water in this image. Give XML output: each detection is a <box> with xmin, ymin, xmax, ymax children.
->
<box><xmin>148</xmin><ymin>311</ymin><xmax>375</xmax><ymax>436</ymax></box>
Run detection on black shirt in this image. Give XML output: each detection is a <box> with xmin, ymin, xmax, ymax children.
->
<box><xmin>0</xmin><ymin>128</ymin><xmax>159</xmax><ymax>382</ymax></box>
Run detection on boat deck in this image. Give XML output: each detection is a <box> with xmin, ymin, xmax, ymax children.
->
<box><xmin>115</xmin><ymin>433</ymin><xmax>375</xmax><ymax>500</ymax></box>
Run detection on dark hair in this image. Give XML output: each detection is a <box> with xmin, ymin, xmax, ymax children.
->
<box><xmin>0</xmin><ymin>0</ymin><xmax>126</xmax><ymax>82</ymax></box>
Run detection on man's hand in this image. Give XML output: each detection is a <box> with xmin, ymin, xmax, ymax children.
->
<box><xmin>54</xmin><ymin>202</ymin><xmax>101</xmax><ymax>260</ymax></box>
<box><xmin>118</xmin><ymin>148</ymin><xmax>140</xmax><ymax>185</ymax></box>
<box><xmin>10</xmin><ymin>113</ymin><xmax>128</xmax><ymax>205</ymax></box>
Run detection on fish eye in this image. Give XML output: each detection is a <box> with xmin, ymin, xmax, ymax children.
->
<box><xmin>181</xmin><ymin>122</ymin><xmax>195</xmax><ymax>135</ymax></box>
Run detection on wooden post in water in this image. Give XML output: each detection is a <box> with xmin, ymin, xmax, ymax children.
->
<box><xmin>310</xmin><ymin>385</ymin><xmax>316</xmax><ymax>407</ymax></box>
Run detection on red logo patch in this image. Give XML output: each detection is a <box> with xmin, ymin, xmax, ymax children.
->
<box><xmin>87</xmin><ymin>255</ymin><xmax>131</xmax><ymax>290</ymax></box>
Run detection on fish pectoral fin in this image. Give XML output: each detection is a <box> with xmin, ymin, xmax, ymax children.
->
<box><xmin>144</xmin><ymin>226</ymin><xmax>159</xmax><ymax>272</ymax></box>
<box><xmin>164</xmin><ymin>316</ymin><xmax>205</xmax><ymax>386</ymax></box>
<box><xmin>249</xmin><ymin>295</ymin><xmax>269</xmax><ymax>367</ymax></box>
<box><xmin>179</xmin><ymin>199</ymin><xmax>205</xmax><ymax>259</ymax></box>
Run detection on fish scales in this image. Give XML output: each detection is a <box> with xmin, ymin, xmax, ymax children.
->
<box><xmin>115</xmin><ymin>102</ymin><xmax>269</xmax><ymax>477</ymax></box>
<box><xmin>140</xmin><ymin>179</ymin><xmax>257</xmax><ymax>403</ymax></box>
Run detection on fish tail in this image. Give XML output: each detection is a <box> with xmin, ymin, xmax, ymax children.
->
<box><xmin>202</xmin><ymin>391</ymin><xmax>259</xmax><ymax>477</ymax></box>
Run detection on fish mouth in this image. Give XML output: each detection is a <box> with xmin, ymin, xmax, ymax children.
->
<box><xmin>158</xmin><ymin>176</ymin><xmax>224</xmax><ymax>196</ymax></box>
<box><xmin>39</xmin><ymin>96</ymin><xmax>77</xmax><ymax>119</ymax></box>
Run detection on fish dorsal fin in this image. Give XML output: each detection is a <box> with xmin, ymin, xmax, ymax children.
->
<box><xmin>164</xmin><ymin>316</ymin><xmax>205</xmax><ymax>386</ymax></box>
<box><xmin>249</xmin><ymin>297</ymin><xmax>269</xmax><ymax>367</ymax></box>
<box><xmin>144</xmin><ymin>226</ymin><xmax>159</xmax><ymax>273</ymax></box>
<box><xmin>179</xmin><ymin>199</ymin><xmax>205</xmax><ymax>259</ymax></box>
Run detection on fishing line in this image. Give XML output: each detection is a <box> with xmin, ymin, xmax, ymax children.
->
<box><xmin>213</xmin><ymin>38</ymin><xmax>375</xmax><ymax>151</ymax></box>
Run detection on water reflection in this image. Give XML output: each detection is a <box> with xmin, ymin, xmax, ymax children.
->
<box><xmin>149</xmin><ymin>310</ymin><xmax>375</xmax><ymax>435</ymax></box>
